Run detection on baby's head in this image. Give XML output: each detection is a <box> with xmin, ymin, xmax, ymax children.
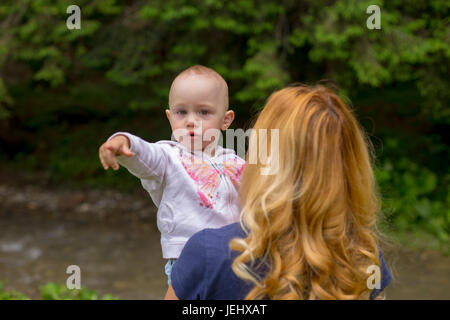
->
<box><xmin>166</xmin><ymin>65</ymin><xmax>234</xmax><ymax>152</ymax></box>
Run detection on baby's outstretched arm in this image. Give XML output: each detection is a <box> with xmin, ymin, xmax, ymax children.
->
<box><xmin>99</xmin><ymin>135</ymin><xmax>135</xmax><ymax>170</ymax></box>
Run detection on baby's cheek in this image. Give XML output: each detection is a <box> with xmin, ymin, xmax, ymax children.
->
<box><xmin>202</xmin><ymin>126</ymin><xmax>222</xmax><ymax>142</ymax></box>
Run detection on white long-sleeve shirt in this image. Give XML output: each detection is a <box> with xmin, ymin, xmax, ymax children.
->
<box><xmin>108</xmin><ymin>132</ymin><xmax>245</xmax><ymax>259</ymax></box>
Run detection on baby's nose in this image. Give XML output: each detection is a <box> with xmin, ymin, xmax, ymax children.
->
<box><xmin>186</xmin><ymin>113</ymin><xmax>196</xmax><ymax>124</ymax></box>
<box><xmin>187</xmin><ymin>117</ymin><xmax>201</xmax><ymax>128</ymax></box>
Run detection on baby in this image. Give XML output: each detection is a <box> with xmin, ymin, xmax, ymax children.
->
<box><xmin>98</xmin><ymin>65</ymin><xmax>245</xmax><ymax>284</ymax></box>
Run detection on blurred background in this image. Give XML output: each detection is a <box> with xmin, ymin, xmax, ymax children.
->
<box><xmin>0</xmin><ymin>0</ymin><xmax>448</xmax><ymax>299</ymax></box>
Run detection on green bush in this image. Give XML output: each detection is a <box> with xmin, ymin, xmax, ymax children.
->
<box><xmin>0</xmin><ymin>282</ymin><xmax>119</xmax><ymax>300</ymax></box>
<box><xmin>40</xmin><ymin>283</ymin><xmax>118</xmax><ymax>300</ymax></box>
<box><xmin>375</xmin><ymin>141</ymin><xmax>450</xmax><ymax>247</ymax></box>
<box><xmin>0</xmin><ymin>282</ymin><xmax>29</xmax><ymax>300</ymax></box>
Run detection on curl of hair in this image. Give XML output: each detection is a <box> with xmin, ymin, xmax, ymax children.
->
<box><xmin>230</xmin><ymin>85</ymin><xmax>382</xmax><ymax>300</ymax></box>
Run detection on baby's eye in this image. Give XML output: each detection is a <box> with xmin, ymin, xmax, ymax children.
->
<box><xmin>176</xmin><ymin>110</ymin><xmax>187</xmax><ymax>115</ymax></box>
<box><xmin>199</xmin><ymin>110</ymin><xmax>209</xmax><ymax>115</ymax></box>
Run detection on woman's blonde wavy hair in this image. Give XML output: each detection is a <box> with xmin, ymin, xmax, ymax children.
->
<box><xmin>230</xmin><ymin>84</ymin><xmax>382</xmax><ymax>300</ymax></box>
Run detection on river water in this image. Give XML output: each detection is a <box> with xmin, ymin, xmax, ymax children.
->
<box><xmin>0</xmin><ymin>212</ymin><xmax>167</xmax><ymax>299</ymax></box>
<box><xmin>0</xmin><ymin>182</ymin><xmax>448</xmax><ymax>300</ymax></box>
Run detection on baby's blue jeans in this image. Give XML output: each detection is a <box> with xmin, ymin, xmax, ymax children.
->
<box><xmin>165</xmin><ymin>259</ymin><xmax>176</xmax><ymax>285</ymax></box>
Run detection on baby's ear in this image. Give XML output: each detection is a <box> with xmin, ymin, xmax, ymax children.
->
<box><xmin>222</xmin><ymin>110</ymin><xmax>235</xmax><ymax>130</ymax></box>
<box><xmin>165</xmin><ymin>109</ymin><xmax>171</xmax><ymax>121</ymax></box>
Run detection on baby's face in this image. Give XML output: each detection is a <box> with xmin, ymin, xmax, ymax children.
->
<box><xmin>166</xmin><ymin>74</ymin><xmax>233</xmax><ymax>152</ymax></box>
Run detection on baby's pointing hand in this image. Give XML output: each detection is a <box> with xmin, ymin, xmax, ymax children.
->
<box><xmin>98</xmin><ymin>135</ymin><xmax>134</xmax><ymax>171</ymax></box>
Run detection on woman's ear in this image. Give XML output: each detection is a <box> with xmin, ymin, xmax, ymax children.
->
<box><xmin>221</xmin><ymin>110</ymin><xmax>235</xmax><ymax>130</ymax></box>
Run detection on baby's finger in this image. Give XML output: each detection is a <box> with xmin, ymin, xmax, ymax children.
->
<box><xmin>101</xmin><ymin>160</ymin><xmax>109</xmax><ymax>170</ymax></box>
<box><xmin>102</xmin><ymin>149</ymin><xmax>117</xmax><ymax>169</ymax></box>
<box><xmin>121</xmin><ymin>145</ymin><xmax>135</xmax><ymax>157</ymax></box>
<box><xmin>99</xmin><ymin>154</ymin><xmax>110</xmax><ymax>170</ymax></box>
<box><xmin>98</xmin><ymin>149</ymin><xmax>108</xmax><ymax>170</ymax></box>
<box><xmin>104</xmin><ymin>157</ymin><xmax>118</xmax><ymax>170</ymax></box>
<box><xmin>106</xmin><ymin>144</ymin><xmax>119</xmax><ymax>155</ymax></box>
<box><xmin>112</xmin><ymin>161</ymin><xmax>120</xmax><ymax>170</ymax></box>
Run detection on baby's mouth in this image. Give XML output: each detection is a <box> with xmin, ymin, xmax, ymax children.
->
<box><xmin>188</xmin><ymin>130</ymin><xmax>202</xmax><ymax>138</ymax></box>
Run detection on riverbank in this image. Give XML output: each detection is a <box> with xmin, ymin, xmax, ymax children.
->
<box><xmin>0</xmin><ymin>171</ymin><xmax>449</xmax><ymax>299</ymax></box>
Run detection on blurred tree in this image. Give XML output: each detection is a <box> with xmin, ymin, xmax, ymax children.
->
<box><xmin>1</xmin><ymin>0</ymin><xmax>448</xmax><ymax>117</ymax></box>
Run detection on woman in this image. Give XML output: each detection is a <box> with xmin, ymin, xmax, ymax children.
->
<box><xmin>165</xmin><ymin>84</ymin><xmax>391</xmax><ymax>300</ymax></box>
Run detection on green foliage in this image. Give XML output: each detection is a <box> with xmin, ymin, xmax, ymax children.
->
<box><xmin>287</xmin><ymin>0</ymin><xmax>449</xmax><ymax>122</ymax></box>
<box><xmin>0</xmin><ymin>282</ymin><xmax>29</xmax><ymax>300</ymax></box>
<box><xmin>40</xmin><ymin>283</ymin><xmax>118</xmax><ymax>300</ymax></box>
<box><xmin>2</xmin><ymin>0</ymin><xmax>447</xmax><ymax>115</ymax></box>
<box><xmin>375</xmin><ymin>138</ymin><xmax>450</xmax><ymax>246</ymax></box>
<box><xmin>0</xmin><ymin>78</ymin><xmax>13</xmax><ymax>118</ymax></box>
<box><xmin>0</xmin><ymin>281</ymin><xmax>119</xmax><ymax>300</ymax></box>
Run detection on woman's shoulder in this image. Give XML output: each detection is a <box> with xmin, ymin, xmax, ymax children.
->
<box><xmin>172</xmin><ymin>222</ymin><xmax>250</xmax><ymax>299</ymax></box>
<box><xmin>180</xmin><ymin>222</ymin><xmax>245</xmax><ymax>264</ymax></box>
<box><xmin>200</xmin><ymin>223</ymin><xmax>252</xmax><ymax>299</ymax></box>
<box><xmin>200</xmin><ymin>223</ymin><xmax>246</xmax><ymax>248</ymax></box>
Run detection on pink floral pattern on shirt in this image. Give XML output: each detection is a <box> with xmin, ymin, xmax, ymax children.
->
<box><xmin>179</xmin><ymin>150</ymin><xmax>245</xmax><ymax>209</ymax></box>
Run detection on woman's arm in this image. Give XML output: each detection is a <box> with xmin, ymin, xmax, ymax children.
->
<box><xmin>168</xmin><ymin>230</ymin><xmax>208</xmax><ymax>300</ymax></box>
